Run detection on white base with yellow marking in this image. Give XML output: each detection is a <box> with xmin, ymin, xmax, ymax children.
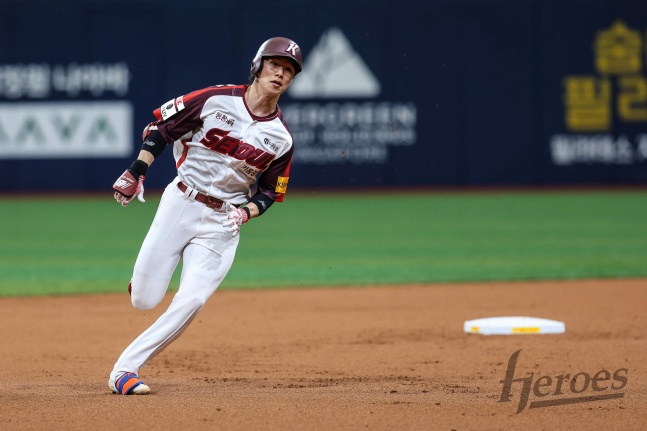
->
<box><xmin>463</xmin><ymin>316</ymin><xmax>565</xmax><ymax>335</ymax></box>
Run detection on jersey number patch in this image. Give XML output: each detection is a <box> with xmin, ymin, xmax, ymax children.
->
<box><xmin>200</xmin><ymin>128</ymin><xmax>275</xmax><ymax>170</ymax></box>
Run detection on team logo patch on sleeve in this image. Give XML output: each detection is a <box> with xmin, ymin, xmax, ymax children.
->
<box><xmin>160</xmin><ymin>96</ymin><xmax>185</xmax><ymax>120</ymax></box>
<box><xmin>275</xmin><ymin>176</ymin><xmax>289</xmax><ymax>193</ymax></box>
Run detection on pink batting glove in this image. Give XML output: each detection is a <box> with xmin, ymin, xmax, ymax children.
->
<box><xmin>113</xmin><ymin>170</ymin><xmax>145</xmax><ymax>207</ymax></box>
<box><xmin>225</xmin><ymin>207</ymin><xmax>249</xmax><ymax>236</ymax></box>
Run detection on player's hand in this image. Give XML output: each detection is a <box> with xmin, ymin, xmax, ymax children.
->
<box><xmin>225</xmin><ymin>207</ymin><xmax>249</xmax><ymax>236</ymax></box>
<box><xmin>113</xmin><ymin>170</ymin><xmax>146</xmax><ymax>207</ymax></box>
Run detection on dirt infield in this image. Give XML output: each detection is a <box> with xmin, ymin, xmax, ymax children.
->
<box><xmin>1</xmin><ymin>279</ymin><xmax>645</xmax><ymax>430</ymax></box>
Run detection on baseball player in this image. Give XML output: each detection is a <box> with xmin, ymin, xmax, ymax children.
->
<box><xmin>108</xmin><ymin>37</ymin><xmax>302</xmax><ymax>395</ymax></box>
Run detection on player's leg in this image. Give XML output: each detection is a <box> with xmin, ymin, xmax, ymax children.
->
<box><xmin>128</xmin><ymin>181</ymin><xmax>197</xmax><ymax>310</ymax></box>
<box><xmin>110</xmin><ymin>233</ymin><xmax>238</xmax><ymax>385</ymax></box>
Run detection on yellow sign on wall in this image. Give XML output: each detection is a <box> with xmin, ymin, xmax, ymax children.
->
<box><xmin>564</xmin><ymin>20</ymin><xmax>647</xmax><ymax>131</ymax></box>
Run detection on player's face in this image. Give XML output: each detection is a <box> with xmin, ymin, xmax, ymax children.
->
<box><xmin>258</xmin><ymin>57</ymin><xmax>295</xmax><ymax>95</ymax></box>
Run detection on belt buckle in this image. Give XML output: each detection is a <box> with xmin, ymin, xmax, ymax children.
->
<box><xmin>206</xmin><ymin>195</ymin><xmax>222</xmax><ymax>210</ymax></box>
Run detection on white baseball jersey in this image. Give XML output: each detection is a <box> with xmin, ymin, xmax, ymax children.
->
<box><xmin>154</xmin><ymin>84</ymin><xmax>294</xmax><ymax>205</ymax></box>
<box><xmin>109</xmin><ymin>84</ymin><xmax>295</xmax><ymax>386</ymax></box>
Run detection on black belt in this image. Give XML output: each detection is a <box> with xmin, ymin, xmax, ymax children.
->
<box><xmin>177</xmin><ymin>181</ymin><xmax>226</xmax><ymax>210</ymax></box>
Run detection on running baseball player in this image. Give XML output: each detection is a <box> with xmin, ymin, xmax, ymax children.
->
<box><xmin>108</xmin><ymin>37</ymin><xmax>302</xmax><ymax>395</ymax></box>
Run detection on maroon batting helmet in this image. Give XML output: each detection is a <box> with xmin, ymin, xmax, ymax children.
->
<box><xmin>250</xmin><ymin>37</ymin><xmax>303</xmax><ymax>78</ymax></box>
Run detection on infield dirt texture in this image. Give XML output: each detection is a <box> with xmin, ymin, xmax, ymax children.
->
<box><xmin>1</xmin><ymin>279</ymin><xmax>645</xmax><ymax>430</ymax></box>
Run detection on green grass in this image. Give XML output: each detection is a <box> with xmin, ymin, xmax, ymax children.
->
<box><xmin>1</xmin><ymin>190</ymin><xmax>646</xmax><ymax>296</ymax></box>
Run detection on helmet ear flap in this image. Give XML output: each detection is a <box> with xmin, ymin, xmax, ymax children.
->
<box><xmin>250</xmin><ymin>40</ymin><xmax>268</xmax><ymax>78</ymax></box>
<box><xmin>248</xmin><ymin>57</ymin><xmax>264</xmax><ymax>83</ymax></box>
<box><xmin>250</xmin><ymin>58</ymin><xmax>259</xmax><ymax>76</ymax></box>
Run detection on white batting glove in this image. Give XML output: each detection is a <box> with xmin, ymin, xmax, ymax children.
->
<box><xmin>225</xmin><ymin>207</ymin><xmax>249</xmax><ymax>236</ymax></box>
<box><xmin>113</xmin><ymin>170</ymin><xmax>146</xmax><ymax>207</ymax></box>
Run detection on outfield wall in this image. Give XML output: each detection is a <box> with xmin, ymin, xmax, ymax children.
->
<box><xmin>1</xmin><ymin>0</ymin><xmax>647</xmax><ymax>191</ymax></box>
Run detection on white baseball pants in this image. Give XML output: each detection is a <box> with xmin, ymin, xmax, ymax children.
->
<box><xmin>110</xmin><ymin>177</ymin><xmax>239</xmax><ymax>382</ymax></box>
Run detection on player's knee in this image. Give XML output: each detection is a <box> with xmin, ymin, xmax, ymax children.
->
<box><xmin>131</xmin><ymin>295</ymin><xmax>155</xmax><ymax>310</ymax></box>
<box><xmin>129</xmin><ymin>283</ymin><xmax>162</xmax><ymax>310</ymax></box>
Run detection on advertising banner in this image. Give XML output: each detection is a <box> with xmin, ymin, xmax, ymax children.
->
<box><xmin>0</xmin><ymin>0</ymin><xmax>645</xmax><ymax>191</ymax></box>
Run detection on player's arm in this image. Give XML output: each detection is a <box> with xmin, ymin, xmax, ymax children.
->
<box><xmin>225</xmin><ymin>148</ymin><xmax>293</xmax><ymax>235</ymax></box>
<box><xmin>243</xmin><ymin>192</ymin><xmax>276</xmax><ymax>219</ymax></box>
<box><xmin>131</xmin><ymin>123</ymin><xmax>168</xmax><ymax>169</ymax></box>
<box><xmin>224</xmin><ymin>191</ymin><xmax>275</xmax><ymax>236</ymax></box>
<box><xmin>244</xmin><ymin>145</ymin><xmax>293</xmax><ymax>218</ymax></box>
<box><xmin>113</xmin><ymin>90</ymin><xmax>206</xmax><ymax>207</ymax></box>
<box><xmin>112</xmin><ymin>125</ymin><xmax>169</xmax><ymax>207</ymax></box>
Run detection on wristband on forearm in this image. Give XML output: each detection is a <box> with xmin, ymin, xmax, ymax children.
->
<box><xmin>248</xmin><ymin>192</ymin><xmax>275</xmax><ymax>216</ymax></box>
<box><xmin>141</xmin><ymin>129</ymin><xmax>168</xmax><ymax>158</ymax></box>
<box><xmin>128</xmin><ymin>159</ymin><xmax>148</xmax><ymax>178</ymax></box>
